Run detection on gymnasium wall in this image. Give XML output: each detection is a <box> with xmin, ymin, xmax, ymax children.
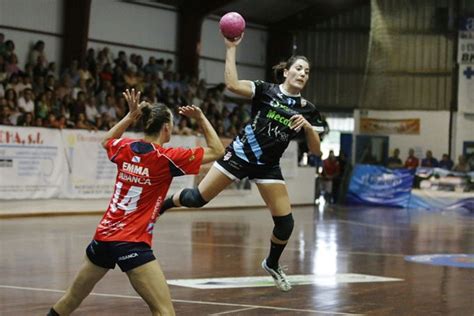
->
<box><xmin>354</xmin><ymin>109</ymin><xmax>451</xmax><ymax>160</ymax></box>
<box><xmin>0</xmin><ymin>0</ymin><xmax>266</xmax><ymax>85</ymax></box>
<box><xmin>0</xmin><ymin>0</ymin><xmax>63</xmax><ymax>69</ymax></box>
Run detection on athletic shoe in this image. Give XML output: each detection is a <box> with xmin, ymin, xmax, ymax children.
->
<box><xmin>261</xmin><ymin>259</ymin><xmax>292</xmax><ymax>292</ymax></box>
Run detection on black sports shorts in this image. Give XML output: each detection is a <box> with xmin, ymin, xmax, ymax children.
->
<box><xmin>86</xmin><ymin>240</ymin><xmax>156</xmax><ymax>272</ymax></box>
<box><xmin>214</xmin><ymin>149</ymin><xmax>285</xmax><ymax>184</ymax></box>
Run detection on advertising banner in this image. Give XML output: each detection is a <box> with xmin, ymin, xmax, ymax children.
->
<box><xmin>458</xmin><ymin>17</ymin><xmax>474</xmax><ymax>64</ymax></box>
<box><xmin>346</xmin><ymin>164</ymin><xmax>415</xmax><ymax>207</ymax></box>
<box><xmin>458</xmin><ymin>64</ymin><xmax>474</xmax><ymax>113</ymax></box>
<box><xmin>61</xmin><ymin>129</ymin><xmax>122</xmax><ymax>198</ymax></box>
<box><xmin>0</xmin><ymin>126</ymin><xmax>67</xmax><ymax>199</ymax></box>
<box><xmin>360</xmin><ymin>118</ymin><xmax>420</xmax><ymax>135</ymax></box>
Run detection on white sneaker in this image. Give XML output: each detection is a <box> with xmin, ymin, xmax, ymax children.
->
<box><xmin>261</xmin><ymin>259</ymin><xmax>292</xmax><ymax>292</ymax></box>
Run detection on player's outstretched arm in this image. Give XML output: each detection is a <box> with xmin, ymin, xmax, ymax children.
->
<box><xmin>178</xmin><ymin>105</ymin><xmax>225</xmax><ymax>164</ymax></box>
<box><xmin>101</xmin><ymin>89</ymin><xmax>142</xmax><ymax>148</ymax></box>
<box><xmin>223</xmin><ymin>34</ymin><xmax>254</xmax><ymax>99</ymax></box>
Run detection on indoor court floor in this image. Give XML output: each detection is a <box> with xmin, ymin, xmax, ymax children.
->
<box><xmin>0</xmin><ymin>205</ymin><xmax>473</xmax><ymax>315</ymax></box>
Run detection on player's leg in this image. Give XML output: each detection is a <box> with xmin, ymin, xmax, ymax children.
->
<box><xmin>256</xmin><ymin>182</ymin><xmax>294</xmax><ymax>292</ymax></box>
<box><xmin>51</xmin><ymin>256</ymin><xmax>109</xmax><ymax>315</ymax></box>
<box><xmin>126</xmin><ymin>260</ymin><xmax>175</xmax><ymax>316</ymax></box>
<box><xmin>160</xmin><ymin>162</ymin><xmax>235</xmax><ymax>213</ymax></box>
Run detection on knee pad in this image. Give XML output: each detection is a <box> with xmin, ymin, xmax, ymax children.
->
<box><xmin>272</xmin><ymin>213</ymin><xmax>294</xmax><ymax>241</ymax></box>
<box><xmin>179</xmin><ymin>188</ymin><xmax>208</xmax><ymax>208</ymax></box>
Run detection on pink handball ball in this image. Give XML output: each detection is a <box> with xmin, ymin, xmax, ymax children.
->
<box><xmin>219</xmin><ymin>12</ymin><xmax>246</xmax><ymax>40</ymax></box>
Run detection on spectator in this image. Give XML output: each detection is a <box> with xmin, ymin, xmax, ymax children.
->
<box><xmin>3</xmin><ymin>40</ymin><xmax>15</xmax><ymax>60</ymax></box>
<box><xmin>4</xmin><ymin>88</ymin><xmax>17</xmax><ymax>109</ymax></box>
<box><xmin>421</xmin><ymin>150</ymin><xmax>438</xmax><ymax>168</ymax></box>
<box><xmin>29</xmin><ymin>40</ymin><xmax>48</xmax><ymax>67</ymax></box>
<box><xmin>32</xmin><ymin>75</ymin><xmax>46</xmax><ymax>96</ymax></box>
<box><xmin>0</xmin><ymin>33</ymin><xmax>5</xmax><ymax>56</ymax></box>
<box><xmin>453</xmin><ymin>155</ymin><xmax>470</xmax><ymax>172</ymax></box>
<box><xmin>0</xmin><ymin>55</ymin><xmax>7</xmax><ymax>85</ymax></box>
<box><xmin>404</xmin><ymin>148</ymin><xmax>419</xmax><ymax>169</ymax></box>
<box><xmin>174</xmin><ymin>117</ymin><xmax>193</xmax><ymax>135</ymax></box>
<box><xmin>438</xmin><ymin>154</ymin><xmax>454</xmax><ymax>170</ymax></box>
<box><xmin>387</xmin><ymin>148</ymin><xmax>403</xmax><ymax>168</ymax></box>
<box><xmin>6</xmin><ymin>53</ymin><xmax>21</xmax><ymax>77</ymax></box>
<box><xmin>17</xmin><ymin>88</ymin><xmax>35</xmax><ymax>113</ymax></box>
<box><xmin>44</xmin><ymin>112</ymin><xmax>58</xmax><ymax>128</ymax></box>
<box><xmin>85</xmin><ymin>96</ymin><xmax>99</xmax><ymax>124</ymax></box>
<box><xmin>16</xmin><ymin>74</ymin><xmax>33</xmax><ymax>94</ymax></box>
<box><xmin>17</xmin><ymin>111</ymin><xmax>34</xmax><ymax>126</ymax></box>
<box><xmin>34</xmin><ymin>116</ymin><xmax>43</xmax><ymax>127</ymax></box>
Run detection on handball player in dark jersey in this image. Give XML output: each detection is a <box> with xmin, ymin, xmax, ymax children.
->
<box><xmin>159</xmin><ymin>34</ymin><xmax>324</xmax><ymax>291</ymax></box>
<box><xmin>47</xmin><ymin>89</ymin><xmax>224</xmax><ymax>315</ymax></box>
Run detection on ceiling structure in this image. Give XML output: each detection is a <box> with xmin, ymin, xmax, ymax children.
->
<box><xmin>144</xmin><ymin>0</ymin><xmax>369</xmax><ymax>28</ymax></box>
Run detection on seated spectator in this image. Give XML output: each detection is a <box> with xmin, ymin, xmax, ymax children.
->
<box><xmin>387</xmin><ymin>148</ymin><xmax>403</xmax><ymax>168</ymax></box>
<box><xmin>44</xmin><ymin>112</ymin><xmax>58</xmax><ymax>128</ymax></box>
<box><xmin>16</xmin><ymin>75</ymin><xmax>33</xmax><ymax>94</ymax></box>
<box><xmin>3</xmin><ymin>40</ymin><xmax>15</xmax><ymax>60</ymax></box>
<box><xmin>0</xmin><ymin>33</ymin><xmax>5</xmax><ymax>56</ymax></box>
<box><xmin>453</xmin><ymin>155</ymin><xmax>470</xmax><ymax>172</ymax></box>
<box><xmin>74</xmin><ymin>112</ymin><xmax>93</xmax><ymax>130</ymax></box>
<box><xmin>404</xmin><ymin>148</ymin><xmax>419</xmax><ymax>169</ymax></box>
<box><xmin>0</xmin><ymin>55</ymin><xmax>7</xmax><ymax>84</ymax></box>
<box><xmin>6</xmin><ymin>74</ymin><xmax>21</xmax><ymax>95</ymax></box>
<box><xmin>438</xmin><ymin>154</ymin><xmax>454</xmax><ymax>170</ymax></box>
<box><xmin>33</xmin><ymin>55</ymin><xmax>48</xmax><ymax>77</ymax></box>
<box><xmin>17</xmin><ymin>112</ymin><xmax>34</xmax><ymax>126</ymax></box>
<box><xmin>421</xmin><ymin>150</ymin><xmax>438</xmax><ymax>168</ymax></box>
<box><xmin>85</xmin><ymin>96</ymin><xmax>99</xmax><ymax>124</ymax></box>
<box><xmin>34</xmin><ymin>116</ymin><xmax>43</xmax><ymax>127</ymax></box>
<box><xmin>17</xmin><ymin>88</ymin><xmax>35</xmax><ymax>113</ymax></box>
<box><xmin>6</xmin><ymin>53</ymin><xmax>21</xmax><ymax>76</ymax></box>
<box><xmin>29</xmin><ymin>40</ymin><xmax>48</xmax><ymax>67</ymax></box>
<box><xmin>0</xmin><ymin>104</ymin><xmax>11</xmax><ymax>125</ymax></box>
<box><xmin>174</xmin><ymin>117</ymin><xmax>193</xmax><ymax>136</ymax></box>
<box><xmin>4</xmin><ymin>88</ymin><xmax>17</xmax><ymax>109</ymax></box>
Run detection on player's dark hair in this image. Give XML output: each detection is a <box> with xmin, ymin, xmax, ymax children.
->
<box><xmin>140</xmin><ymin>102</ymin><xmax>171</xmax><ymax>136</ymax></box>
<box><xmin>272</xmin><ymin>55</ymin><xmax>310</xmax><ymax>83</ymax></box>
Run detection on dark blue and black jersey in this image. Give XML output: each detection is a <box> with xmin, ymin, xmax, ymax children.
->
<box><xmin>229</xmin><ymin>80</ymin><xmax>325</xmax><ymax>166</ymax></box>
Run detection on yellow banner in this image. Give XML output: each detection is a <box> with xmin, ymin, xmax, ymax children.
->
<box><xmin>360</xmin><ymin>118</ymin><xmax>420</xmax><ymax>135</ymax></box>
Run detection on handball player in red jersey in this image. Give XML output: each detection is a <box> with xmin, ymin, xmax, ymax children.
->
<box><xmin>47</xmin><ymin>89</ymin><xmax>224</xmax><ymax>316</ymax></box>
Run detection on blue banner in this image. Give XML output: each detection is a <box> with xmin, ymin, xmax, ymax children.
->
<box><xmin>346</xmin><ymin>164</ymin><xmax>415</xmax><ymax>208</ymax></box>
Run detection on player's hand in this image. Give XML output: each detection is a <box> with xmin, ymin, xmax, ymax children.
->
<box><xmin>290</xmin><ymin>114</ymin><xmax>311</xmax><ymax>132</ymax></box>
<box><xmin>223</xmin><ymin>32</ymin><xmax>244</xmax><ymax>48</ymax></box>
<box><xmin>178</xmin><ymin>105</ymin><xmax>203</xmax><ymax>120</ymax></box>
<box><xmin>122</xmin><ymin>88</ymin><xmax>141</xmax><ymax>114</ymax></box>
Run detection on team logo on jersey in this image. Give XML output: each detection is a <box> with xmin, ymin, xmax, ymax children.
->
<box><xmin>301</xmin><ymin>98</ymin><xmax>307</xmax><ymax>107</ymax></box>
<box><xmin>223</xmin><ymin>151</ymin><xmax>232</xmax><ymax>161</ymax></box>
<box><xmin>132</xmin><ymin>156</ymin><xmax>141</xmax><ymax>163</ymax></box>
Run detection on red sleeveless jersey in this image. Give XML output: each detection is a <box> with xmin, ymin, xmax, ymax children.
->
<box><xmin>94</xmin><ymin>138</ymin><xmax>204</xmax><ymax>246</ymax></box>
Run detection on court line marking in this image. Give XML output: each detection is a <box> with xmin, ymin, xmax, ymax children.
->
<box><xmin>209</xmin><ymin>307</ymin><xmax>257</xmax><ymax>315</ymax></box>
<box><xmin>0</xmin><ymin>284</ymin><xmax>363</xmax><ymax>315</ymax></box>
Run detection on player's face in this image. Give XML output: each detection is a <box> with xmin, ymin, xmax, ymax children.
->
<box><xmin>284</xmin><ymin>59</ymin><xmax>310</xmax><ymax>91</ymax></box>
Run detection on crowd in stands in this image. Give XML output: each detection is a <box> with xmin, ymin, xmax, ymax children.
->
<box><xmin>0</xmin><ymin>33</ymin><xmax>250</xmax><ymax>138</ymax></box>
<box><xmin>387</xmin><ymin>148</ymin><xmax>472</xmax><ymax>172</ymax></box>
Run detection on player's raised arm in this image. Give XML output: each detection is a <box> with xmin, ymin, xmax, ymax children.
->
<box><xmin>178</xmin><ymin>105</ymin><xmax>225</xmax><ymax>163</ymax></box>
<box><xmin>223</xmin><ymin>35</ymin><xmax>254</xmax><ymax>99</ymax></box>
<box><xmin>101</xmin><ymin>89</ymin><xmax>142</xmax><ymax>148</ymax></box>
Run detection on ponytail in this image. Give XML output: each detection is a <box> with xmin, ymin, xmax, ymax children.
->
<box><xmin>140</xmin><ymin>102</ymin><xmax>171</xmax><ymax>136</ymax></box>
